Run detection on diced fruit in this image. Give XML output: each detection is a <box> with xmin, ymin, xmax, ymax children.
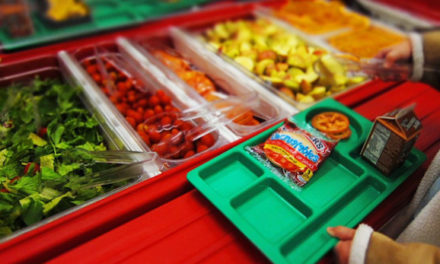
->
<box><xmin>257</xmin><ymin>50</ymin><xmax>277</xmax><ymax>61</ymax></box>
<box><xmin>234</xmin><ymin>56</ymin><xmax>255</xmax><ymax>71</ymax></box>
<box><xmin>309</xmin><ymin>86</ymin><xmax>327</xmax><ymax>100</ymax></box>
<box><xmin>256</xmin><ymin>59</ymin><xmax>275</xmax><ymax>75</ymax></box>
<box><xmin>203</xmin><ymin>18</ymin><xmax>352</xmax><ymax>104</ymax></box>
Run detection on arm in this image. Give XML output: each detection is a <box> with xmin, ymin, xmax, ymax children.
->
<box><xmin>328</xmin><ymin>225</ymin><xmax>440</xmax><ymax>264</ymax></box>
<box><xmin>367</xmin><ymin>231</ymin><xmax>440</xmax><ymax>263</ymax></box>
<box><xmin>376</xmin><ymin>30</ymin><xmax>440</xmax><ymax>87</ymax></box>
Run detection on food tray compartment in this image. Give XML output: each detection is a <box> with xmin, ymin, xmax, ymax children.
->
<box><xmin>260</xmin><ymin>2</ymin><xmax>406</xmax><ymax>59</ymax></box>
<box><xmin>0</xmin><ymin>56</ymin><xmax>159</xmax><ymax>242</ymax></box>
<box><xmin>177</xmin><ymin>11</ymin><xmax>368</xmax><ymax>110</ymax></box>
<box><xmin>188</xmin><ymin>98</ymin><xmax>426</xmax><ymax>264</ymax></box>
<box><xmin>323</xmin><ymin>19</ymin><xmax>406</xmax><ymax>59</ymax></box>
<box><xmin>62</xmin><ymin>42</ymin><xmax>230</xmax><ymax>169</ymax></box>
<box><xmin>267</xmin><ymin>0</ymin><xmax>370</xmax><ymax>37</ymax></box>
<box><xmin>124</xmin><ymin>33</ymin><xmax>288</xmax><ymax>137</ymax></box>
<box><xmin>35</xmin><ymin>0</ymin><xmax>92</xmax><ymax>28</ymax></box>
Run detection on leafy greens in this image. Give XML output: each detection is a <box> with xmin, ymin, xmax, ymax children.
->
<box><xmin>0</xmin><ymin>78</ymin><xmax>125</xmax><ymax>238</ymax></box>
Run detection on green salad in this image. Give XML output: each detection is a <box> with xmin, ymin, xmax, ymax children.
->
<box><xmin>0</xmin><ymin>78</ymin><xmax>122</xmax><ymax>237</ymax></box>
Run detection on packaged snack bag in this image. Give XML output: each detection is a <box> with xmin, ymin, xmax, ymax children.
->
<box><xmin>247</xmin><ymin>121</ymin><xmax>337</xmax><ymax>187</ymax></box>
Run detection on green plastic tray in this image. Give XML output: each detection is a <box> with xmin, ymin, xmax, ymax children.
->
<box><xmin>0</xmin><ymin>0</ymin><xmax>211</xmax><ymax>51</ymax></box>
<box><xmin>187</xmin><ymin>98</ymin><xmax>426</xmax><ymax>264</ymax></box>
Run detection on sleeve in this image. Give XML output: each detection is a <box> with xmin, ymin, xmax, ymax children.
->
<box><xmin>411</xmin><ymin>30</ymin><xmax>440</xmax><ymax>86</ymax></box>
<box><xmin>349</xmin><ymin>224</ymin><xmax>374</xmax><ymax>264</ymax></box>
<box><xmin>366</xmin><ymin>232</ymin><xmax>440</xmax><ymax>264</ymax></box>
<box><xmin>422</xmin><ymin>31</ymin><xmax>440</xmax><ymax>67</ymax></box>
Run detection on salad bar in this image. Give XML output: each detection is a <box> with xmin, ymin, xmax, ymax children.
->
<box><xmin>1</xmin><ymin>0</ymin><xmax>439</xmax><ymax>263</ymax></box>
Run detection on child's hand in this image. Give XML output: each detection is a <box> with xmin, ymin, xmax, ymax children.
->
<box><xmin>327</xmin><ymin>226</ymin><xmax>356</xmax><ymax>264</ymax></box>
<box><xmin>375</xmin><ymin>39</ymin><xmax>412</xmax><ymax>68</ymax></box>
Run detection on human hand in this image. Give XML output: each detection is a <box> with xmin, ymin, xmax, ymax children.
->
<box><xmin>327</xmin><ymin>226</ymin><xmax>356</xmax><ymax>264</ymax></box>
<box><xmin>375</xmin><ymin>39</ymin><xmax>412</xmax><ymax>68</ymax></box>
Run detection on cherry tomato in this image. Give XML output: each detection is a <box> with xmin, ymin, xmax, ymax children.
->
<box><xmin>183</xmin><ymin>150</ymin><xmax>195</xmax><ymax>158</ymax></box>
<box><xmin>170</xmin><ymin>131</ymin><xmax>183</xmax><ymax>145</ymax></box>
<box><xmin>168</xmin><ymin>145</ymin><xmax>181</xmax><ymax>159</ymax></box>
<box><xmin>200</xmin><ymin>134</ymin><xmax>215</xmax><ymax>147</ymax></box>
<box><xmin>93</xmin><ymin>74</ymin><xmax>101</xmax><ymax>83</ymax></box>
<box><xmin>110</xmin><ymin>95</ymin><xmax>119</xmax><ymax>104</ymax></box>
<box><xmin>151</xmin><ymin>142</ymin><xmax>168</xmax><ymax>156</ymax></box>
<box><xmin>147</xmin><ymin>125</ymin><xmax>161</xmax><ymax>143</ymax></box>
<box><xmin>149</xmin><ymin>95</ymin><xmax>160</xmax><ymax>106</ymax></box>
<box><xmin>154</xmin><ymin>105</ymin><xmax>163</xmax><ymax>114</ymax></box>
<box><xmin>128</xmin><ymin>110</ymin><xmax>143</xmax><ymax>124</ymax></box>
<box><xmin>116</xmin><ymin>104</ymin><xmax>127</xmax><ymax>115</ymax></box>
<box><xmin>86</xmin><ymin>65</ymin><xmax>97</xmax><ymax>74</ymax></box>
<box><xmin>159</xmin><ymin>93</ymin><xmax>171</xmax><ymax>105</ymax></box>
<box><xmin>164</xmin><ymin>105</ymin><xmax>173</xmax><ymax>112</ymax></box>
<box><xmin>138</xmin><ymin>99</ymin><xmax>148</xmax><ymax>107</ymax></box>
<box><xmin>196</xmin><ymin>143</ymin><xmax>209</xmax><ymax>153</ymax></box>
<box><xmin>117</xmin><ymin>82</ymin><xmax>127</xmax><ymax>91</ymax></box>
<box><xmin>160</xmin><ymin>133</ymin><xmax>172</xmax><ymax>143</ymax></box>
<box><xmin>156</xmin><ymin>90</ymin><xmax>166</xmax><ymax>97</ymax></box>
<box><xmin>160</xmin><ymin>116</ymin><xmax>172</xmax><ymax>127</ymax></box>
<box><xmin>180</xmin><ymin>141</ymin><xmax>194</xmax><ymax>152</ymax></box>
<box><xmin>144</xmin><ymin>109</ymin><xmax>155</xmax><ymax>120</ymax></box>
<box><xmin>126</xmin><ymin>116</ymin><xmax>136</xmax><ymax>127</ymax></box>
<box><xmin>38</xmin><ymin>127</ymin><xmax>47</xmax><ymax>137</ymax></box>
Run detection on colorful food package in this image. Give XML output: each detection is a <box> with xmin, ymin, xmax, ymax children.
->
<box><xmin>327</xmin><ymin>26</ymin><xmax>405</xmax><ymax>58</ymax></box>
<box><xmin>247</xmin><ymin>121</ymin><xmax>336</xmax><ymax>187</ymax></box>
<box><xmin>274</xmin><ymin>0</ymin><xmax>370</xmax><ymax>34</ymax></box>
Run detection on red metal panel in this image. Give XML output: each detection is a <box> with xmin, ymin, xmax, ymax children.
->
<box><xmin>371</xmin><ymin>0</ymin><xmax>440</xmax><ymax>22</ymax></box>
<box><xmin>48</xmin><ymin>191</ymin><xmax>269</xmax><ymax>264</ymax></box>
<box><xmin>335</xmin><ymin>79</ymin><xmax>400</xmax><ymax>108</ymax></box>
<box><xmin>354</xmin><ymin>82</ymin><xmax>432</xmax><ymax>120</ymax></box>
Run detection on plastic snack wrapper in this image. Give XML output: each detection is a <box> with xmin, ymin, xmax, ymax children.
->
<box><xmin>246</xmin><ymin>120</ymin><xmax>337</xmax><ymax>187</ymax></box>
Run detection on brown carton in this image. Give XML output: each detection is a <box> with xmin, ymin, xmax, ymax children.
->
<box><xmin>360</xmin><ymin>105</ymin><xmax>422</xmax><ymax>175</ymax></box>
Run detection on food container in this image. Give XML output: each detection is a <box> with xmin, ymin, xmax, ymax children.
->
<box><xmin>174</xmin><ymin>10</ymin><xmax>368</xmax><ymax>110</ymax></box>
<box><xmin>269</xmin><ymin>0</ymin><xmax>370</xmax><ymax>37</ymax></box>
<box><xmin>35</xmin><ymin>0</ymin><xmax>92</xmax><ymax>28</ymax></box>
<box><xmin>187</xmin><ymin>98</ymin><xmax>426</xmax><ymax>264</ymax></box>
<box><xmin>264</xmin><ymin>2</ymin><xmax>407</xmax><ymax>59</ymax></box>
<box><xmin>0</xmin><ymin>55</ymin><xmax>160</xmax><ymax>242</ymax></box>
<box><xmin>323</xmin><ymin>19</ymin><xmax>406</xmax><ymax>59</ymax></box>
<box><xmin>118</xmin><ymin>32</ymin><xmax>290</xmax><ymax>137</ymax></box>
<box><xmin>60</xmin><ymin>42</ymin><xmax>234</xmax><ymax>168</ymax></box>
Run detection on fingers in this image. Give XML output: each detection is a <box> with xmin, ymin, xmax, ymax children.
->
<box><xmin>327</xmin><ymin>226</ymin><xmax>356</xmax><ymax>240</ymax></box>
<box><xmin>375</xmin><ymin>39</ymin><xmax>412</xmax><ymax>68</ymax></box>
<box><xmin>384</xmin><ymin>49</ymin><xmax>402</xmax><ymax>68</ymax></box>
<box><xmin>334</xmin><ymin>240</ymin><xmax>353</xmax><ymax>264</ymax></box>
<box><xmin>375</xmin><ymin>47</ymin><xmax>391</xmax><ymax>59</ymax></box>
